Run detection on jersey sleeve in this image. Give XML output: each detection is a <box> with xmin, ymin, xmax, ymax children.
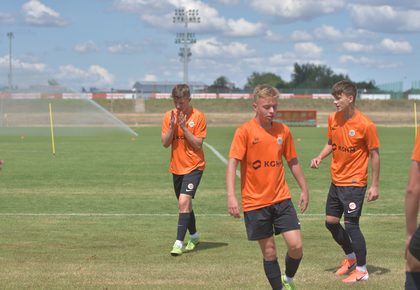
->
<box><xmin>282</xmin><ymin>127</ymin><xmax>298</xmax><ymax>161</ymax></box>
<box><xmin>412</xmin><ymin>128</ymin><xmax>420</xmax><ymax>161</ymax></box>
<box><xmin>194</xmin><ymin>112</ymin><xmax>207</xmax><ymax>139</ymax></box>
<box><xmin>229</xmin><ymin>126</ymin><xmax>247</xmax><ymax>161</ymax></box>
<box><xmin>365</xmin><ymin>122</ymin><xmax>380</xmax><ymax>150</ymax></box>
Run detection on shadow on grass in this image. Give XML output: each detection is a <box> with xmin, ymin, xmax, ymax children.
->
<box><xmin>324</xmin><ymin>264</ymin><xmax>390</xmax><ymax>275</ymax></box>
<box><xmin>185</xmin><ymin>241</ymin><xmax>228</xmax><ymax>253</ymax></box>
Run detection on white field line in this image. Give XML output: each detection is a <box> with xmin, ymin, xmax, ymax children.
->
<box><xmin>203</xmin><ymin>141</ymin><xmax>240</xmax><ymax>177</ymax></box>
<box><xmin>0</xmin><ymin>213</ymin><xmax>404</xmax><ymax>217</ymax></box>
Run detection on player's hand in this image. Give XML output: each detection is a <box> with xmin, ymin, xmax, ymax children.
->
<box><xmin>228</xmin><ymin>195</ymin><xmax>241</xmax><ymax>218</ymax></box>
<box><xmin>169</xmin><ymin>110</ymin><xmax>176</xmax><ymax>129</ymax></box>
<box><xmin>367</xmin><ymin>186</ymin><xmax>379</xmax><ymax>202</ymax></box>
<box><xmin>299</xmin><ymin>191</ymin><xmax>309</xmax><ymax>213</ymax></box>
<box><xmin>0</xmin><ymin>159</ymin><xmax>4</xmax><ymax>170</ymax></box>
<box><xmin>178</xmin><ymin>111</ymin><xmax>186</xmax><ymax>129</ymax></box>
<box><xmin>310</xmin><ymin>157</ymin><xmax>321</xmax><ymax>169</ymax></box>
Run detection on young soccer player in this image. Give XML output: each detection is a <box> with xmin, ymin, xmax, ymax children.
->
<box><xmin>161</xmin><ymin>84</ymin><xmax>206</xmax><ymax>256</ymax></box>
<box><xmin>226</xmin><ymin>84</ymin><xmax>309</xmax><ymax>290</ymax></box>
<box><xmin>405</xmin><ymin>128</ymin><xmax>420</xmax><ymax>289</ymax></box>
<box><xmin>310</xmin><ymin>80</ymin><xmax>380</xmax><ymax>283</ymax></box>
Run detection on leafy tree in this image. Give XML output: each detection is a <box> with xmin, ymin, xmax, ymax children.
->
<box><xmin>48</xmin><ymin>79</ymin><xmax>59</xmax><ymax>86</ymax></box>
<box><xmin>208</xmin><ymin>76</ymin><xmax>235</xmax><ymax>93</ymax></box>
<box><xmin>290</xmin><ymin>63</ymin><xmax>349</xmax><ymax>89</ymax></box>
<box><xmin>245</xmin><ymin>72</ymin><xmax>285</xmax><ymax>91</ymax></box>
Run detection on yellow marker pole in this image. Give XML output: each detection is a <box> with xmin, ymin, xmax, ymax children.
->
<box><xmin>49</xmin><ymin>103</ymin><xmax>56</xmax><ymax>156</ymax></box>
<box><xmin>415</xmin><ymin>102</ymin><xmax>418</xmax><ymax>136</ymax></box>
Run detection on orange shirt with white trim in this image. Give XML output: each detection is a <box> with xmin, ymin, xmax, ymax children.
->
<box><xmin>229</xmin><ymin>118</ymin><xmax>297</xmax><ymax>212</ymax></box>
<box><xmin>162</xmin><ymin>108</ymin><xmax>206</xmax><ymax>175</ymax></box>
<box><xmin>412</xmin><ymin>128</ymin><xmax>420</xmax><ymax>162</ymax></box>
<box><xmin>327</xmin><ymin>110</ymin><xmax>380</xmax><ymax>186</ymax></box>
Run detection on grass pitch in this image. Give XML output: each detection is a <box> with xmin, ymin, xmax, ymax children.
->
<box><xmin>0</xmin><ymin>126</ymin><xmax>415</xmax><ymax>289</ymax></box>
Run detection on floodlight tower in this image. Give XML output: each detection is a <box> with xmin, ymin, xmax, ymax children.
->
<box><xmin>173</xmin><ymin>8</ymin><xmax>200</xmax><ymax>85</ymax></box>
<box><xmin>7</xmin><ymin>32</ymin><xmax>14</xmax><ymax>91</ymax></box>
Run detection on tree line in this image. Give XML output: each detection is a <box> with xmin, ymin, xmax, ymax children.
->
<box><xmin>207</xmin><ymin>63</ymin><xmax>377</xmax><ymax>93</ymax></box>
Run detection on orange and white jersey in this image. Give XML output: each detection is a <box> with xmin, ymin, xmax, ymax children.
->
<box><xmin>327</xmin><ymin>110</ymin><xmax>380</xmax><ymax>186</ymax></box>
<box><xmin>229</xmin><ymin>118</ymin><xmax>297</xmax><ymax>212</ymax></box>
<box><xmin>412</xmin><ymin>128</ymin><xmax>420</xmax><ymax>162</ymax></box>
<box><xmin>162</xmin><ymin>108</ymin><xmax>206</xmax><ymax>175</ymax></box>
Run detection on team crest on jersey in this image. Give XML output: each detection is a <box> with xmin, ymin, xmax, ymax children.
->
<box><xmin>188</xmin><ymin>120</ymin><xmax>195</xmax><ymax>128</ymax></box>
<box><xmin>277</xmin><ymin>136</ymin><xmax>283</xmax><ymax>145</ymax></box>
<box><xmin>349</xmin><ymin>129</ymin><xmax>356</xmax><ymax>137</ymax></box>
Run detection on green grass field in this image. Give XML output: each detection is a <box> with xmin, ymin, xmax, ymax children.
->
<box><xmin>0</xmin><ymin>126</ymin><xmax>415</xmax><ymax>289</ymax></box>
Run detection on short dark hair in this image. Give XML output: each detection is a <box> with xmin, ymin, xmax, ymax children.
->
<box><xmin>171</xmin><ymin>84</ymin><xmax>191</xmax><ymax>99</ymax></box>
<box><xmin>332</xmin><ymin>80</ymin><xmax>357</xmax><ymax>100</ymax></box>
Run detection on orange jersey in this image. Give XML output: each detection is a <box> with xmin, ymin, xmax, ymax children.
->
<box><xmin>412</xmin><ymin>128</ymin><xmax>420</xmax><ymax>161</ymax></box>
<box><xmin>162</xmin><ymin>108</ymin><xmax>206</xmax><ymax>175</ymax></box>
<box><xmin>229</xmin><ymin>118</ymin><xmax>297</xmax><ymax>212</ymax></box>
<box><xmin>327</xmin><ymin>110</ymin><xmax>380</xmax><ymax>186</ymax></box>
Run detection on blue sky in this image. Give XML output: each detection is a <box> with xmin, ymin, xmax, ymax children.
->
<box><xmin>0</xmin><ymin>0</ymin><xmax>419</xmax><ymax>91</ymax></box>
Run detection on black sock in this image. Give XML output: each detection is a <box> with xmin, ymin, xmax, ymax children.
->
<box><xmin>325</xmin><ymin>222</ymin><xmax>353</xmax><ymax>255</ymax></box>
<box><xmin>263</xmin><ymin>259</ymin><xmax>283</xmax><ymax>290</ymax></box>
<box><xmin>406</xmin><ymin>272</ymin><xmax>420</xmax><ymax>290</ymax></box>
<box><xmin>285</xmin><ymin>254</ymin><xmax>302</xmax><ymax>278</ymax></box>
<box><xmin>188</xmin><ymin>210</ymin><xmax>197</xmax><ymax>235</ymax></box>
<box><xmin>176</xmin><ymin>212</ymin><xmax>190</xmax><ymax>242</ymax></box>
<box><xmin>345</xmin><ymin>221</ymin><xmax>367</xmax><ymax>266</ymax></box>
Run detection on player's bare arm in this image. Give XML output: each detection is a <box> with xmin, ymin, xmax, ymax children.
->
<box><xmin>226</xmin><ymin>158</ymin><xmax>241</xmax><ymax>218</ymax></box>
<box><xmin>161</xmin><ymin>111</ymin><xmax>176</xmax><ymax>148</ymax></box>
<box><xmin>405</xmin><ymin>160</ymin><xmax>420</xmax><ymax>247</ymax></box>
<box><xmin>367</xmin><ymin>148</ymin><xmax>380</xmax><ymax>202</ymax></box>
<box><xmin>179</xmin><ymin>113</ymin><xmax>204</xmax><ymax>150</ymax></box>
<box><xmin>287</xmin><ymin>158</ymin><xmax>309</xmax><ymax>213</ymax></box>
<box><xmin>310</xmin><ymin>139</ymin><xmax>333</xmax><ymax>168</ymax></box>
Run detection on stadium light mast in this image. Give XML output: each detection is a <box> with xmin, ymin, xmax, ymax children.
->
<box><xmin>7</xmin><ymin>32</ymin><xmax>14</xmax><ymax>91</ymax></box>
<box><xmin>173</xmin><ymin>8</ymin><xmax>200</xmax><ymax>85</ymax></box>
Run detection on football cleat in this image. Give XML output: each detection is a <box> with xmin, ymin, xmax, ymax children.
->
<box><xmin>335</xmin><ymin>258</ymin><xmax>356</xmax><ymax>276</ymax></box>
<box><xmin>342</xmin><ymin>269</ymin><xmax>369</xmax><ymax>283</ymax></box>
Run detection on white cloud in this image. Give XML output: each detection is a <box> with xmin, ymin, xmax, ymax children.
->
<box><xmin>342</xmin><ymin>42</ymin><xmax>373</xmax><ymax>52</ymax></box>
<box><xmin>291</xmin><ymin>30</ymin><xmax>313</xmax><ymax>42</ymax></box>
<box><xmin>339</xmin><ymin>54</ymin><xmax>400</xmax><ymax>69</ymax></box>
<box><xmin>249</xmin><ymin>0</ymin><xmax>345</xmax><ymax>21</ymax></box>
<box><xmin>21</xmin><ymin>0</ymin><xmax>67</xmax><ymax>26</ymax></box>
<box><xmin>192</xmin><ymin>37</ymin><xmax>255</xmax><ymax>58</ymax></box>
<box><xmin>74</xmin><ymin>41</ymin><xmax>99</xmax><ymax>54</ymax></box>
<box><xmin>107</xmin><ymin>43</ymin><xmax>142</xmax><ymax>54</ymax></box>
<box><xmin>350</xmin><ymin>4</ymin><xmax>420</xmax><ymax>32</ymax></box>
<box><xmin>294</xmin><ymin>42</ymin><xmax>323</xmax><ymax>58</ymax></box>
<box><xmin>225</xmin><ymin>18</ymin><xmax>265</xmax><ymax>37</ymax></box>
<box><xmin>143</xmin><ymin>74</ymin><xmax>158</xmax><ymax>81</ymax></box>
<box><xmin>0</xmin><ymin>55</ymin><xmax>46</xmax><ymax>72</ymax></box>
<box><xmin>314</xmin><ymin>25</ymin><xmax>342</xmax><ymax>40</ymax></box>
<box><xmin>218</xmin><ymin>0</ymin><xmax>240</xmax><ymax>5</ymax></box>
<box><xmin>380</xmin><ymin>38</ymin><xmax>412</xmax><ymax>53</ymax></box>
<box><xmin>265</xmin><ymin>30</ymin><xmax>283</xmax><ymax>42</ymax></box>
<box><xmin>57</xmin><ymin>64</ymin><xmax>114</xmax><ymax>87</ymax></box>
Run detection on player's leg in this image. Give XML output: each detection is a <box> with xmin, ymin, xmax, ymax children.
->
<box><xmin>325</xmin><ymin>184</ymin><xmax>356</xmax><ymax>275</ymax></box>
<box><xmin>273</xmin><ymin>200</ymin><xmax>301</xmax><ymax>289</ymax></box>
<box><xmin>406</xmin><ymin>227</ymin><xmax>420</xmax><ymax>289</ymax></box>
<box><xmin>183</xmin><ymin>170</ymin><xmax>203</xmax><ymax>251</ymax></box>
<box><xmin>341</xmin><ymin>186</ymin><xmax>369</xmax><ymax>283</ymax></box>
<box><xmin>245</xmin><ymin>206</ymin><xmax>282</xmax><ymax>289</ymax></box>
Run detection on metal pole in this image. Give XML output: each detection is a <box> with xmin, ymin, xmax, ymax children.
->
<box><xmin>7</xmin><ymin>32</ymin><xmax>14</xmax><ymax>91</ymax></box>
<box><xmin>183</xmin><ymin>21</ymin><xmax>188</xmax><ymax>84</ymax></box>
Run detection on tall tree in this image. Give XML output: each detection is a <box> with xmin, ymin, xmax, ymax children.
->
<box><xmin>208</xmin><ymin>76</ymin><xmax>235</xmax><ymax>93</ymax></box>
<box><xmin>245</xmin><ymin>72</ymin><xmax>285</xmax><ymax>91</ymax></box>
<box><xmin>290</xmin><ymin>63</ymin><xmax>349</xmax><ymax>89</ymax></box>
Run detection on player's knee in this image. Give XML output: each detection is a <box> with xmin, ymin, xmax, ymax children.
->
<box><xmin>343</xmin><ymin>217</ymin><xmax>360</xmax><ymax>232</ymax></box>
<box><xmin>325</xmin><ymin>221</ymin><xmax>340</xmax><ymax>233</ymax></box>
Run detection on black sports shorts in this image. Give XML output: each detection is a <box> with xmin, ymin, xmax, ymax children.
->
<box><xmin>244</xmin><ymin>199</ymin><xmax>300</xmax><ymax>241</ymax></box>
<box><xmin>172</xmin><ymin>169</ymin><xmax>203</xmax><ymax>199</ymax></box>
<box><xmin>325</xmin><ymin>183</ymin><xmax>366</xmax><ymax>218</ymax></box>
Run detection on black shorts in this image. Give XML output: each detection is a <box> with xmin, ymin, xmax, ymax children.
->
<box><xmin>409</xmin><ymin>226</ymin><xmax>420</xmax><ymax>261</ymax></box>
<box><xmin>325</xmin><ymin>183</ymin><xmax>366</xmax><ymax>218</ymax></box>
<box><xmin>243</xmin><ymin>199</ymin><xmax>301</xmax><ymax>241</ymax></box>
<box><xmin>172</xmin><ymin>169</ymin><xmax>203</xmax><ymax>199</ymax></box>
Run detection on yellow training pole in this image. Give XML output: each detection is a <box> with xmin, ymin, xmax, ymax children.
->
<box><xmin>415</xmin><ymin>102</ymin><xmax>418</xmax><ymax>136</ymax></box>
<box><xmin>49</xmin><ymin>103</ymin><xmax>56</xmax><ymax>156</ymax></box>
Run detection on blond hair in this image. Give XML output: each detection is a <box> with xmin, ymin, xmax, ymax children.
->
<box><xmin>253</xmin><ymin>84</ymin><xmax>280</xmax><ymax>102</ymax></box>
